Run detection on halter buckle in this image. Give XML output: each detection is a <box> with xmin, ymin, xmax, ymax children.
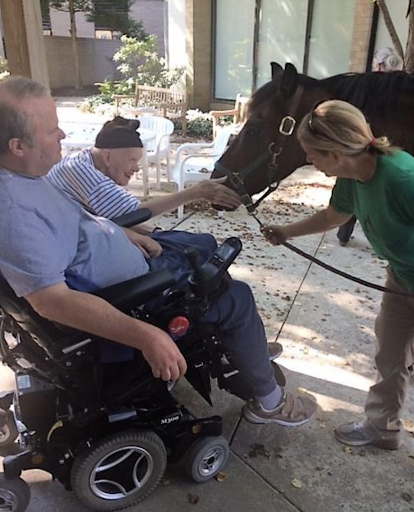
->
<box><xmin>279</xmin><ymin>116</ymin><xmax>296</xmax><ymax>136</ymax></box>
<box><xmin>241</xmin><ymin>193</ymin><xmax>253</xmax><ymax>207</ymax></box>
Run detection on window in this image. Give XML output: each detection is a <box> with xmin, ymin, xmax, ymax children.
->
<box><xmin>214</xmin><ymin>0</ymin><xmax>256</xmax><ymax>100</ymax></box>
<box><xmin>214</xmin><ymin>0</ymin><xmax>358</xmax><ymax>100</ymax></box>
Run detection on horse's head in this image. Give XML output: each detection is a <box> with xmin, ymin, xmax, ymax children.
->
<box><xmin>212</xmin><ymin>62</ymin><xmax>324</xmax><ymax>211</ymax></box>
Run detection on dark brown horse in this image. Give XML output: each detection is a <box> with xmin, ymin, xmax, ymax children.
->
<box><xmin>212</xmin><ymin>62</ymin><xmax>414</xmax><ymax>211</ymax></box>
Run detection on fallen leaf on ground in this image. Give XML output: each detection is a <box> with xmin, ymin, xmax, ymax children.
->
<box><xmin>189</xmin><ymin>494</ymin><xmax>200</xmax><ymax>504</ymax></box>
<box><xmin>291</xmin><ymin>478</ymin><xmax>303</xmax><ymax>489</ymax></box>
<box><xmin>215</xmin><ymin>471</ymin><xmax>227</xmax><ymax>482</ymax></box>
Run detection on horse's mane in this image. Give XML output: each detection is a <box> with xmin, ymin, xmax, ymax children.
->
<box><xmin>250</xmin><ymin>70</ymin><xmax>414</xmax><ymax>117</ymax></box>
<box><xmin>322</xmin><ymin>71</ymin><xmax>414</xmax><ymax>115</ymax></box>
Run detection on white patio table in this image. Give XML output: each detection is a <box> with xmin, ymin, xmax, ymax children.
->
<box><xmin>59</xmin><ymin>121</ymin><xmax>156</xmax><ymax>197</ymax></box>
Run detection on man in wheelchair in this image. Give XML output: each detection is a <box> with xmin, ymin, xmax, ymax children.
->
<box><xmin>0</xmin><ymin>77</ymin><xmax>316</xmax><ymax>511</ymax></box>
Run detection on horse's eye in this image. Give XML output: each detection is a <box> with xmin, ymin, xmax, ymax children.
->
<box><xmin>246</xmin><ymin>125</ymin><xmax>260</xmax><ymax>137</ymax></box>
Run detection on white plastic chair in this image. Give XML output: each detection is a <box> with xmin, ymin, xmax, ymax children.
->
<box><xmin>170</xmin><ymin>126</ymin><xmax>233</xmax><ymax>219</ymax></box>
<box><xmin>138</xmin><ymin>116</ymin><xmax>174</xmax><ymax>189</ymax></box>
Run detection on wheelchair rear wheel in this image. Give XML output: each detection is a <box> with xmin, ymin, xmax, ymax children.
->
<box><xmin>184</xmin><ymin>436</ymin><xmax>229</xmax><ymax>483</ymax></box>
<box><xmin>71</xmin><ymin>430</ymin><xmax>167</xmax><ymax>511</ymax></box>
<box><xmin>0</xmin><ymin>475</ymin><xmax>30</xmax><ymax>512</ymax></box>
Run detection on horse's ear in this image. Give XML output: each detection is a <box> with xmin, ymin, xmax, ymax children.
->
<box><xmin>271</xmin><ymin>62</ymin><xmax>284</xmax><ymax>81</ymax></box>
<box><xmin>280</xmin><ymin>63</ymin><xmax>298</xmax><ymax>98</ymax></box>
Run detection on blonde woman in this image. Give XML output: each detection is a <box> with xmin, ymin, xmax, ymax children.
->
<box><xmin>263</xmin><ymin>99</ymin><xmax>414</xmax><ymax>450</ymax></box>
<box><xmin>337</xmin><ymin>47</ymin><xmax>404</xmax><ymax>245</ymax></box>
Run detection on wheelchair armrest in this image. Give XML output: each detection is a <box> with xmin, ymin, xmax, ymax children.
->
<box><xmin>112</xmin><ymin>208</ymin><xmax>152</xmax><ymax>228</ymax></box>
<box><xmin>93</xmin><ymin>269</ymin><xmax>176</xmax><ymax>311</ymax></box>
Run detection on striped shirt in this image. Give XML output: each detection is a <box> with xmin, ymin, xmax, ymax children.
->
<box><xmin>47</xmin><ymin>149</ymin><xmax>140</xmax><ymax>219</ymax></box>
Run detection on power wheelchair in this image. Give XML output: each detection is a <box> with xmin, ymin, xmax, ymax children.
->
<box><xmin>0</xmin><ymin>210</ymin><xmax>285</xmax><ymax>512</ymax></box>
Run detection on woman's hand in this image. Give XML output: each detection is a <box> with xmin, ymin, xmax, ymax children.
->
<box><xmin>261</xmin><ymin>224</ymin><xmax>287</xmax><ymax>246</ymax></box>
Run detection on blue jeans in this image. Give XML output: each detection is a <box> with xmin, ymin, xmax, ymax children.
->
<box><xmin>104</xmin><ymin>231</ymin><xmax>277</xmax><ymax>397</ymax></box>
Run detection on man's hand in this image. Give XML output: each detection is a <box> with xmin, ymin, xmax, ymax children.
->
<box><xmin>27</xmin><ymin>283</ymin><xmax>187</xmax><ymax>382</ymax></box>
<box><xmin>194</xmin><ymin>177</ymin><xmax>241</xmax><ymax>209</ymax></box>
<box><xmin>141</xmin><ymin>328</ymin><xmax>188</xmax><ymax>381</ymax></box>
<box><xmin>124</xmin><ymin>229</ymin><xmax>163</xmax><ymax>258</ymax></box>
<box><xmin>261</xmin><ymin>225</ymin><xmax>287</xmax><ymax>246</ymax></box>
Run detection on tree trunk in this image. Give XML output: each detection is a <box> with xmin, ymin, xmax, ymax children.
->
<box><xmin>406</xmin><ymin>1</ymin><xmax>414</xmax><ymax>72</ymax></box>
<box><xmin>376</xmin><ymin>0</ymin><xmax>405</xmax><ymax>61</ymax></box>
<box><xmin>69</xmin><ymin>0</ymin><xmax>81</xmax><ymax>89</ymax></box>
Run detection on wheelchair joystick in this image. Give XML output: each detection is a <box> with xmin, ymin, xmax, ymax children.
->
<box><xmin>185</xmin><ymin>247</ymin><xmax>209</xmax><ymax>286</ymax></box>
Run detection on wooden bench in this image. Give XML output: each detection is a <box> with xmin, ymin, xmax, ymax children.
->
<box><xmin>209</xmin><ymin>93</ymin><xmax>250</xmax><ymax>138</ymax></box>
<box><xmin>113</xmin><ymin>85</ymin><xmax>188</xmax><ymax>135</ymax></box>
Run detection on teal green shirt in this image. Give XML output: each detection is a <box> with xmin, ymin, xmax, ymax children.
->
<box><xmin>330</xmin><ymin>151</ymin><xmax>414</xmax><ymax>290</ymax></box>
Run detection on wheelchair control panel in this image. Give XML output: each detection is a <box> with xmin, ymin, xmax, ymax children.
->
<box><xmin>186</xmin><ymin>237</ymin><xmax>242</xmax><ymax>296</ymax></box>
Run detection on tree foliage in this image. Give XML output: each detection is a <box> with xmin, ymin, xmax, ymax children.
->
<box><xmin>113</xmin><ymin>35</ymin><xmax>184</xmax><ymax>89</ymax></box>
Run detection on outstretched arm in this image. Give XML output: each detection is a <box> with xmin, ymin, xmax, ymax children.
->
<box><xmin>263</xmin><ymin>206</ymin><xmax>352</xmax><ymax>245</ymax></box>
<box><xmin>26</xmin><ymin>283</ymin><xmax>187</xmax><ymax>381</ymax></box>
<box><xmin>140</xmin><ymin>177</ymin><xmax>242</xmax><ymax>216</ymax></box>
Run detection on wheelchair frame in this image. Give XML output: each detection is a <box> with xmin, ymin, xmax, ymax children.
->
<box><xmin>0</xmin><ymin>227</ymin><xmax>259</xmax><ymax>512</ymax></box>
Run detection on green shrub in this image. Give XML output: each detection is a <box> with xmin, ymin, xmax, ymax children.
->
<box><xmin>114</xmin><ymin>34</ymin><xmax>184</xmax><ymax>88</ymax></box>
<box><xmin>81</xmin><ymin>35</ymin><xmax>185</xmax><ymax>113</ymax></box>
<box><xmin>0</xmin><ymin>57</ymin><xmax>9</xmax><ymax>81</ymax></box>
<box><xmin>184</xmin><ymin>109</ymin><xmax>213</xmax><ymax>138</ymax></box>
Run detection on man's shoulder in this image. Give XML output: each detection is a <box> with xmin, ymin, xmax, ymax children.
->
<box><xmin>51</xmin><ymin>149</ymin><xmax>92</xmax><ymax>173</ymax></box>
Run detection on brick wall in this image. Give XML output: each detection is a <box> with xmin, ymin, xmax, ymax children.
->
<box><xmin>186</xmin><ymin>0</ymin><xmax>212</xmax><ymax>110</ymax></box>
<box><xmin>349</xmin><ymin>0</ymin><xmax>374</xmax><ymax>72</ymax></box>
<box><xmin>130</xmin><ymin>0</ymin><xmax>165</xmax><ymax>55</ymax></box>
<box><xmin>45</xmin><ymin>36</ymin><xmax>120</xmax><ymax>89</ymax></box>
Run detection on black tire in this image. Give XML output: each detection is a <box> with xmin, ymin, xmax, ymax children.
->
<box><xmin>71</xmin><ymin>430</ymin><xmax>167</xmax><ymax>512</ymax></box>
<box><xmin>0</xmin><ymin>414</ymin><xmax>18</xmax><ymax>449</ymax></box>
<box><xmin>0</xmin><ymin>475</ymin><xmax>31</xmax><ymax>512</ymax></box>
<box><xmin>184</xmin><ymin>436</ymin><xmax>229</xmax><ymax>483</ymax></box>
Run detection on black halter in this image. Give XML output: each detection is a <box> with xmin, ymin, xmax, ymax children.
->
<box><xmin>215</xmin><ymin>85</ymin><xmax>305</xmax><ymax>213</ymax></box>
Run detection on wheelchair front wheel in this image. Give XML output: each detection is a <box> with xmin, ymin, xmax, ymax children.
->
<box><xmin>0</xmin><ymin>475</ymin><xmax>31</xmax><ymax>512</ymax></box>
<box><xmin>0</xmin><ymin>414</ymin><xmax>18</xmax><ymax>450</ymax></box>
<box><xmin>71</xmin><ymin>430</ymin><xmax>167</xmax><ymax>511</ymax></box>
<box><xmin>184</xmin><ymin>436</ymin><xmax>229</xmax><ymax>483</ymax></box>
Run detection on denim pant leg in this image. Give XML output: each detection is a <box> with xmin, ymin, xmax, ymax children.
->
<box><xmin>365</xmin><ymin>268</ymin><xmax>414</xmax><ymax>430</ymax></box>
<box><xmin>337</xmin><ymin>216</ymin><xmax>357</xmax><ymax>243</ymax></box>
<box><xmin>202</xmin><ymin>280</ymin><xmax>277</xmax><ymax>398</ymax></box>
<box><xmin>149</xmin><ymin>232</ymin><xmax>217</xmax><ymax>287</ymax></box>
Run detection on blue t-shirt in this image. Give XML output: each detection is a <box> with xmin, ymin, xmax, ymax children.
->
<box><xmin>0</xmin><ymin>168</ymin><xmax>148</xmax><ymax>297</ymax></box>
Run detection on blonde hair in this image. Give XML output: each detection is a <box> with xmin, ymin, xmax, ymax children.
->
<box><xmin>297</xmin><ymin>99</ymin><xmax>398</xmax><ymax>156</ymax></box>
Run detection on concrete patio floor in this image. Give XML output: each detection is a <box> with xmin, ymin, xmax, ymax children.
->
<box><xmin>1</xmin><ymin>104</ymin><xmax>414</xmax><ymax>512</ymax></box>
